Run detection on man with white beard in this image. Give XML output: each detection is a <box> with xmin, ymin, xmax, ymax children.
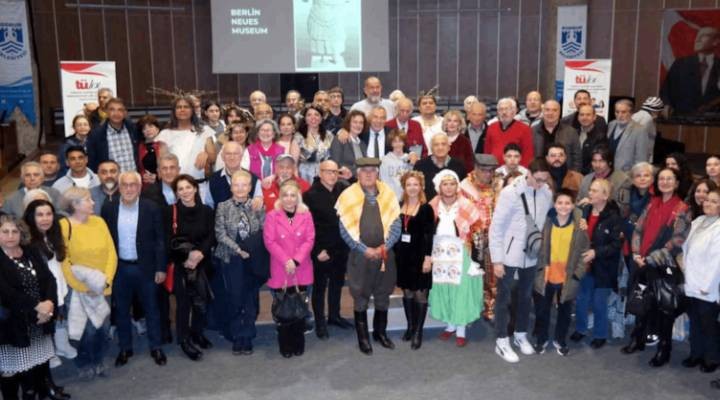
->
<box><xmin>351</xmin><ymin>76</ymin><xmax>396</xmax><ymax>119</ymax></box>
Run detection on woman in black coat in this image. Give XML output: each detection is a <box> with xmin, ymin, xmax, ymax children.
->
<box><xmin>165</xmin><ymin>174</ymin><xmax>215</xmax><ymax>361</ymax></box>
<box><xmin>0</xmin><ymin>214</ymin><xmax>59</xmax><ymax>400</ymax></box>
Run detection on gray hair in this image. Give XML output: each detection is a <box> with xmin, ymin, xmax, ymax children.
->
<box><xmin>159</xmin><ymin>152</ymin><xmax>179</xmax><ymax>165</ymax></box>
<box><xmin>615</xmin><ymin>99</ymin><xmax>634</xmax><ymax>110</ymax></box>
<box><xmin>630</xmin><ymin>161</ymin><xmax>654</xmax><ymax>178</ymax></box>
<box><xmin>21</xmin><ymin>161</ymin><xmax>42</xmax><ymax>175</ymax></box>
<box><xmin>60</xmin><ymin>187</ymin><xmax>91</xmax><ymax>215</ymax></box>
<box><xmin>22</xmin><ymin>188</ymin><xmax>51</xmax><ymax>210</ymax></box>
<box><xmin>497</xmin><ymin>97</ymin><xmax>518</xmax><ymax>112</ymax></box>
<box><xmin>98</xmin><ymin>87</ymin><xmax>114</xmax><ymax>96</ymax></box>
<box><xmin>255</xmin><ymin>118</ymin><xmax>280</xmax><ymax>136</ymax></box>
<box><xmin>118</xmin><ymin>171</ymin><xmax>142</xmax><ymax>185</ymax></box>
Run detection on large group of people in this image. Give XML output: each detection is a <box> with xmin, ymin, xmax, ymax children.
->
<box><xmin>2</xmin><ymin>75</ymin><xmax>720</xmax><ymax>398</ymax></box>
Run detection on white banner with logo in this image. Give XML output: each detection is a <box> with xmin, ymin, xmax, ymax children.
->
<box><xmin>60</xmin><ymin>61</ymin><xmax>116</xmax><ymax>136</ymax></box>
<box><xmin>555</xmin><ymin>5</ymin><xmax>587</xmax><ymax>100</ymax></box>
<box><xmin>562</xmin><ymin>59</ymin><xmax>612</xmax><ymax>118</ymax></box>
<box><xmin>0</xmin><ymin>0</ymin><xmax>35</xmax><ymax>124</ymax></box>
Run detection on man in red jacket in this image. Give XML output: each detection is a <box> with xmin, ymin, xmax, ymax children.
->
<box><xmin>385</xmin><ymin>97</ymin><xmax>427</xmax><ymax>158</ymax></box>
<box><xmin>484</xmin><ymin>98</ymin><xmax>534</xmax><ymax>167</ymax></box>
<box><xmin>262</xmin><ymin>154</ymin><xmax>310</xmax><ymax>211</ymax></box>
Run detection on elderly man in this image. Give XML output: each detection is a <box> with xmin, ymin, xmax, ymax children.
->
<box><xmin>545</xmin><ymin>144</ymin><xmax>583</xmax><ymax>197</ymax></box>
<box><xmin>253</xmin><ymin>102</ymin><xmax>274</xmax><ymax>121</ymax></box>
<box><xmin>516</xmin><ymin>91</ymin><xmax>543</xmax><ymax>125</ymax></box>
<box><xmin>313</xmin><ymin>90</ymin><xmax>330</xmax><ymax>112</ymax></box>
<box><xmin>323</xmin><ymin>86</ymin><xmax>348</xmax><ymax>134</ymax></box>
<box><xmin>385</xmin><ymin>96</ymin><xmax>427</xmax><ymax>157</ymax></box>
<box><xmin>337</xmin><ymin>157</ymin><xmax>401</xmax><ymax>355</ymax></box>
<box><xmin>489</xmin><ymin>158</ymin><xmax>553</xmax><ymax>363</ymax></box>
<box><xmin>249</xmin><ymin>90</ymin><xmax>267</xmax><ymax>111</ymax></box>
<box><xmin>87</xmin><ymin>97</ymin><xmax>139</xmax><ymax>173</ymax></box>
<box><xmin>661</xmin><ymin>26</ymin><xmax>720</xmax><ymax>115</ymax></box>
<box><xmin>459</xmin><ymin>154</ymin><xmax>500</xmax><ymax>321</ymax></box>
<box><xmin>86</xmin><ymin>87</ymin><xmax>114</xmax><ymax>127</ymax></box>
<box><xmin>262</xmin><ymin>154</ymin><xmax>310</xmax><ymax>210</ymax></box>
<box><xmin>90</xmin><ymin>160</ymin><xmax>120</xmax><ymax>215</ymax></box>
<box><xmin>413</xmin><ymin>134</ymin><xmax>467</xmax><ymax>200</ymax></box>
<box><xmin>532</xmin><ymin>100</ymin><xmax>581</xmax><ymax>171</ymax></box>
<box><xmin>484</xmin><ymin>97</ymin><xmax>534</xmax><ymax>168</ymax></box>
<box><xmin>285</xmin><ymin>90</ymin><xmax>303</xmax><ymax>116</ymax></box>
<box><xmin>465</xmin><ymin>101</ymin><xmax>489</xmax><ymax>154</ymax></box>
<box><xmin>208</xmin><ymin>141</ymin><xmax>263</xmax><ymax>208</ymax></box>
<box><xmin>38</xmin><ymin>150</ymin><xmax>61</xmax><ymax>187</ymax></box>
<box><xmin>3</xmin><ymin>161</ymin><xmax>61</xmax><ymax>217</ymax></box>
<box><xmin>632</xmin><ymin>97</ymin><xmax>664</xmax><ymax>163</ymax></box>
<box><xmin>102</xmin><ymin>171</ymin><xmax>167</xmax><ymax>367</ymax></box>
<box><xmin>351</xmin><ymin>76</ymin><xmax>396</xmax><ymax>119</ymax></box>
<box><xmin>359</xmin><ymin>106</ymin><xmax>390</xmax><ymax>159</ymax></box>
<box><xmin>608</xmin><ymin>99</ymin><xmax>648</xmax><ymax>173</ymax></box>
<box><xmin>52</xmin><ymin>146</ymin><xmax>101</xmax><ymax>194</ymax></box>
<box><xmin>561</xmin><ymin>89</ymin><xmax>608</xmax><ymax>133</ymax></box>
<box><xmin>577</xmin><ymin>104</ymin><xmax>609</xmax><ymax>174</ymax></box>
<box><xmin>463</xmin><ymin>95</ymin><xmax>479</xmax><ymax>115</ymax></box>
<box><xmin>304</xmin><ymin>160</ymin><xmax>352</xmax><ymax>339</ymax></box>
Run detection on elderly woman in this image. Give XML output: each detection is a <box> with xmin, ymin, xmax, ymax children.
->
<box><xmin>428</xmin><ymin>169</ymin><xmax>482</xmax><ymax>347</ymax></box>
<box><xmin>394</xmin><ymin>171</ymin><xmax>434</xmax><ymax>350</ymax></box>
<box><xmin>570</xmin><ymin>179</ymin><xmax>623</xmax><ymax>349</ymax></box>
<box><xmin>623</xmin><ymin>168</ymin><xmax>691</xmax><ymax>367</ymax></box>
<box><xmin>242</xmin><ymin>119</ymin><xmax>285</xmax><ymax>181</ymax></box>
<box><xmin>687</xmin><ymin>179</ymin><xmax>717</xmax><ymax>220</ymax></box>
<box><xmin>682</xmin><ymin>188</ymin><xmax>720</xmax><ymax>374</ymax></box>
<box><xmin>58</xmin><ymin>115</ymin><xmax>91</xmax><ymax>176</ymax></box>
<box><xmin>380</xmin><ymin>130</ymin><xmax>412</xmax><ymax>201</ymax></box>
<box><xmin>165</xmin><ymin>175</ymin><xmax>215</xmax><ymax>361</ymax></box>
<box><xmin>294</xmin><ymin>105</ymin><xmax>334</xmax><ymax>182</ymax></box>
<box><xmin>330</xmin><ymin>109</ymin><xmax>368</xmax><ymax>181</ymax></box>
<box><xmin>0</xmin><ymin>214</ymin><xmax>60</xmax><ymax>399</ymax></box>
<box><xmin>534</xmin><ymin>189</ymin><xmax>589</xmax><ymax>356</ymax></box>
<box><xmin>59</xmin><ymin>187</ymin><xmax>117</xmax><ymax>380</ymax></box>
<box><xmin>263</xmin><ymin>180</ymin><xmax>315</xmax><ymax>358</ymax></box>
<box><xmin>214</xmin><ymin>170</ymin><xmax>266</xmax><ymax>356</ymax></box>
<box><xmin>443</xmin><ymin>110</ymin><xmax>474</xmax><ymax>173</ymax></box>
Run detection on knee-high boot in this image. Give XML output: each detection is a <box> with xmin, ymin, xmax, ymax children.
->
<box><xmin>401</xmin><ymin>298</ymin><xmax>415</xmax><ymax>341</ymax></box>
<box><xmin>354</xmin><ymin>311</ymin><xmax>372</xmax><ymax>355</ymax></box>
<box><xmin>372</xmin><ymin>310</ymin><xmax>395</xmax><ymax>349</ymax></box>
<box><xmin>621</xmin><ymin>316</ymin><xmax>647</xmax><ymax>354</ymax></box>
<box><xmin>411</xmin><ymin>302</ymin><xmax>428</xmax><ymax>350</ymax></box>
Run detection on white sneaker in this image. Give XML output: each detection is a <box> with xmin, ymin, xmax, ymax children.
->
<box><xmin>495</xmin><ymin>338</ymin><xmax>519</xmax><ymax>363</ymax></box>
<box><xmin>513</xmin><ymin>332</ymin><xmax>536</xmax><ymax>355</ymax></box>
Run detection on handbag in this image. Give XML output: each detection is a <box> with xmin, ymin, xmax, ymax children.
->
<box><xmin>520</xmin><ymin>193</ymin><xmax>542</xmax><ymax>258</ymax></box>
<box><xmin>652</xmin><ymin>267</ymin><xmax>684</xmax><ymax>315</ymax></box>
<box><xmin>626</xmin><ymin>281</ymin><xmax>653</xmax><ymax>317</ymax></box>
<box><xmin>271</xmin><ymin>281</ymin><xmax>308</xmax><ymax>325</ymax></box>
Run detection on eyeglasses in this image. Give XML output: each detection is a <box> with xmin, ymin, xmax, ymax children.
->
<box><xmin>320</xmin><ymin>169</ymin><xmax>339</xmax><ymax>174</ymax></box>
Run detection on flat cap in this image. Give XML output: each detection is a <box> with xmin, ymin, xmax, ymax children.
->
<box><xmin>356</xmin><ymin>157</ymin><xmax>381</xmax><ymax>168</ymax></box>
<box><xmin>474</xmin><ymin>154</ymin><xmax>499</xmax><ymax>167</ymax></box>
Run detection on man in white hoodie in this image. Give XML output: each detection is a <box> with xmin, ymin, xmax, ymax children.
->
<box><xmin>489</xmin><ymin>157</ymin><xmax>553</xmax><ymax>363</ymax></box>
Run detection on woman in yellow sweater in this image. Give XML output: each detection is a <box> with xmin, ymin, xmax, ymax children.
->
<box><xmin>59</xmin><ymin>187</ymin><xmax>117</xmax><ymax>380</ymax></box>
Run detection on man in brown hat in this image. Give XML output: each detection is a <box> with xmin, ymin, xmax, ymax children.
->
<box><xmin>459</xmin><ymin>154</ymin><xmax>501</xmax><ymax>321</ymax></box>
<box><xmin>336</xmin><ymin>157</ymin><xmax>401</xmax><ymax>355</ymax></box>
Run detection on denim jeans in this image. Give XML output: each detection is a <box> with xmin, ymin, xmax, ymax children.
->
<box><xmin>574</xmin><ymin>274</ymin><xmax>611</xmax><ymax>339</ymax></box>
<box><xmin>112</xmin><ymin>261</ymin><xmax>162</xmax><ymax>351</ymax></box>
<box><xmin>73</xmin><ymin>314</ymin><xmax>109</xmax><ymax>369</ymax></box>
<box><xmin>494</xmin><ymin>265</ymin><xmax>536</xmax><ymax>338</ymax></box>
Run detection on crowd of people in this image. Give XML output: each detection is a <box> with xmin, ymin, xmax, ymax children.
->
<box><xmin>1</xmin><ymin>75</ymin><xmax>720</xmax><ymax>398</ymax></box>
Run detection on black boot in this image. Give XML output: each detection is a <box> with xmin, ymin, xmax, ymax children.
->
<box><xmin>40</xmin><ymin>363</ymin><xmax>71</xmax><ymax>399</ymax></box>
<box><xmin>649</xmin><ymin>340</ymin><xmax>672</xmax><ymax>367</ymax></box>
<box><xmin>180</xmin><ymin>338</ymin><xmax>202</xmax><ymax>361</ymax></box>
<box><xmin>401</xmin><ymin>297</ymin><xmax>414</xmax><ymax>342</ymax></box>
<box><xmin>315</xmin><ymin>317</ymin><xmax>329</xmax><ymax>340</ymax></box>
<box><xmin>411</xmin><ymin>302</ymin><xmax>428</xmax><ymax>350</ymax></box>
<box><xmin>621</xmin><ymin>323</ymin><xmax>646</xmax><ymax>354</ymax></box>
<box><xmin>354</xmin><ymin>311</ymin><xmax>372</xmax><ymax>355</ymax></box>
<box><xmin>372</xmin><ymin>310</ymin><xmax>395</xmax><ymax>349</ymax></box>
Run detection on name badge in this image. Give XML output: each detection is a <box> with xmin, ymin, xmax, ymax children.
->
<box><xmin>401</xmin><ymin>234</ymin><xmax>411</xmax><ymax>243</ymax></box>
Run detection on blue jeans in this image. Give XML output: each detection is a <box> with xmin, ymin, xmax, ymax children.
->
<box><xmin>73</xmin><ymin>314</ymin><xmax>109</xmax><ymax>369</ymax></box>
<box><xmin>575</xmin><ymin>274</ymin><xmax>611</xmax><ymax>339</ymax></box>
<box><xmin>112</xmin><ymin>261</ymin><xmax>162</xmax><ymax>351</ymax></box>
<box><xmin>494</xmin><ymin>265</ymin><xmax>536</xmax><ymax>338</ymax></box>
<box><xmin>220</xmin><ymin>256</ymin><xmax>260</xmax><ymax>342</ymax></box>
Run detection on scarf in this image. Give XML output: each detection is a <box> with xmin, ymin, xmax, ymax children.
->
<box><xmin>639</xmin><ymin>195</ymin><xmax>682</xmax><ymax>256</ymax></box>
<box><xmin>335</xmin><ymin>181</ymin><xmax>400</xmax><ymax>243</ymax></box>
<box><xmin>429</xmin><ymin>195</ymin><xmax>481</xmax><ymax>242</ymax></box>
<box><xmin>459</xmin><ymin>174</ymin><xmax>496</xmax><ymax>230</ymax></box>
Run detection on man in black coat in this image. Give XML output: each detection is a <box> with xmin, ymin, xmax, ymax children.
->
<box><xmin>303</xmin><ymin>159</ymin><xmax>352</xmax><ymax>339</ymax></box>
<box><xmin>86</xmin><ymin>97</ymin><xmax>139</xmax><ymax>173</ymax></box>
<box><xmin>413</xmin><ymin>134</ymin><xmax>467</xmax><ymax>200</ymax></box>
<box><xmin>102</xmin><ymin>171</ymin><xmax>167</xmax><ymax>367</ymax></box>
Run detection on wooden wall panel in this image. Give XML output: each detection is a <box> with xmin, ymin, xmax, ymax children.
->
<box><xmin>498</xmin><ymin>0</ymin><xmax>520</xmax><ymax>98</ymax></box>
<box><xmin>633</xmin><ymin>0</ymin><xmax>664</xmax><ymax>104</ymax></box>
<box><xmin>170</xmin><ymin>0</ymin><xmax>196</xmax><ymax>92</ymax></box>
<box><xmin>417</xmin><ymin>1</ymin><xmax>438</xmax><ymax>93</ymax></box>
<box><xmin>610</xmin><ymin>0</ymin><xmax>638</xmax><ymax>97</ymax></box>
<box><xmin>586</xmin><ymin>0</ymin><xmax>613</xmax><ymax>59</ymax></box>
<box><xmin>193</xmin><ymin>0</ymin><xmax>217</xmax><ymax>96</ymax></box>
<box><xmin>149</xmin><ymin>0</ymin><xmax>174</xmax><ymax>105</ymax></box>
<box><xmin>707</xmin><ymin>127</ymin><xmax>720</xmax><ymax>155</ymax></box>
<box><xmin>78</xmin><ymin>0</ymin><xmax>106</xmax><ymax>60</ymax></box>
<box><xmin>517</xmin><ymin>0</ymin><xmax>542</xmax><ymax>96</ymax></box>
<box><xmin>377</xmin><ymin>0</ymin><xmax>399</xmax><ymax>93</ymax></box>
<box><xmin>397</xmin><ymin>0</ymin><xmax>418</xmax><ymax>96</ymax></box>
<box><xmin>54</xmin><ymin>1</ymin><xmax>82</xmax><ymax>61</ymax></box>
<box><xmin>127</xmin><ymin>0</ymin><xmax>154</xmax><ymax>105</ymax></box>
<box><xmin>476</xmin><ymin>0</ymin><xmax>499</xmax><ymax>99</ymax></box>
<box><xmin>437</xmin><ymin>0</ymin><xmax>459</xmax><ymax>100</ymax></box>
<box><xmin>457</xmin><ymin>0</ymin><xmax>479</xmax><ymax>97</ymax></box>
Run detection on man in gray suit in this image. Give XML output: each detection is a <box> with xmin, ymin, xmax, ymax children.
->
<box><xmin>607</xmin><ymin>99</ymin><xmax>648</xmax><ymax>173</ymax></box>
<box><xmin>532</xmin><ymin>100</ymin><xmax>581</xmax><ymax>171</ymax></box>
<box><xmin>2</xmin><ymin>161</ymin><xmax>61</xmax><ymax>217</ymax></box>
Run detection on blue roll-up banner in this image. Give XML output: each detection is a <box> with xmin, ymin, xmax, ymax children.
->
<box><xmin>555</xmin><ymin>5</ymin><xmax>587</xmax><ymax>103</ymax></box>
<box><xmin>0</xmin><ymin>0</ymin><xmax>35</xmax><ymax>124</ymax></box>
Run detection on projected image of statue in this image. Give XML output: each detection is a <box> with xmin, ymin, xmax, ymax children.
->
<box><xmin>294</xmin><ymin>0</ymin><xmax>361</xmax><ymax>71</ymax></box>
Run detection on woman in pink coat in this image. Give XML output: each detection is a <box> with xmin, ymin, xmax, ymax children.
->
<box><xmin>263</xmin><ymin>180</ymin><xmax>315</xmax><ymax>358</ymax></box>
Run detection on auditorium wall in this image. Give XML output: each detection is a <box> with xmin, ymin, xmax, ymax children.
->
<box><xmin>30</xmin><ymin>0</ymin><xmax>720</xmax><ymax>152</ymax></box>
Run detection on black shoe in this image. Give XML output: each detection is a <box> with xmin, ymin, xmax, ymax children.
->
<box><xmin>180</xmin><ymin>339</ymin><xmax>202</xmax><ymax>361</ymax></box>
<box><xmin>645</xmin><ymin>334</ymin><xmax>660</xmax><ymax>346</ymax></box>
<box><xmin>590</xmin><ymin>339</ymin><xmax>607</xmax><ymax>349</ymax></box>
<box><xmin>354</xmin><ymin>311</ymin><xmax>373</xmax><ymax>355</ymax></box>
<box><xmin>42</xmin><ymin>374</ymin><xmax>71</xmax><ymax>400</ymax></box>
<box><xmin>621</xmin><ymin>335</ymin><xmax>645</xmax><ymax>354</ymax></box>
<box><xmin>316</xmin><ymin>321</ymin><xmax>329</xmax><ymax>340</ymax></box>
<box><xmin>701</xmin><ymin>361</ymin><xmax>719</xmax><ymax>373</ymax></box>
<box><xmin>242</xmin><ymin>343</ymin><xmax>254</xmax><ymax>355</ymax></box>
<box><xmin>682</xmin><ymin>356</ymin><xmax>703</xmax><ymax>368</ymax></box>
<box><xmin>304</xmin><ymin>319</ymin><xmax>314</xmax><ymax>335</ymax></box>
<box><xmin>401</xmin><ymin>298</ymin><xmax>414</xmax><ymax>342</ymax></box>
<box><xmin>232</xmin><ymin>339</ymin><xmax>244</xmax><ymax>355</ymax></box>
<box><xmin>191</xmin><ymin>333</ymin><xmax>213</xmax><ymax>350</ymax></box>
<box><xmin>371</xmin><ymin>310</ymin><xmax>395</xmax><ymax>350</ymax></box>
<box><xmin>114</xmin><ymin>350</ymin><xmax>133</xmax><ymax>367</ymax></box>
<box><xmin>294</xmin><ymin>348</ymin><xmax>304</xmax><ymax>356</ymax></box>
<box><xmin>569</xmin><ymin>331</ymin><xmax>585</xmax><ymax>342</ymax></box>
<box><xmin>327</xmin><ymin>316</ymin><xmax>354</xmax><ymax>329</ymax></box>
<box><xmin>150</xmin><ymin>349</ymin><xmax>167</xmax><ymax>366</ymax></box>
<box><xmin>411</xmin><ymin>302</ymin><xmax>428</xmax><ymax>350</ymax></box>
<box><xmin>281</xmin><ymin>352</ymin><xmax>293</xmax><ymax>358</ymax></box>
<box><xmin>649</xmin><ymin>342</ymin><xmax>671</xmax><ymax>367</ymax></box>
